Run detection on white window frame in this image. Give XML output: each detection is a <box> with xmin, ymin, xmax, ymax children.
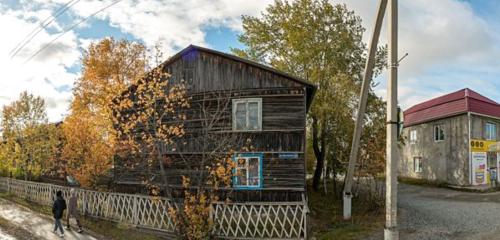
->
<box><xmin>410</xmin><ymin>130</ymin><xmax>417</xmax><ymax>144</ymax></box>
<box><xmin>485</xmin><ymin>122</ymin><xmax>497</xmax><ymax>141</ymax></box>
<box><xmin>232</xmin><ymin>98</ymin><xmax>262</xmax><ymax>131</ymax></box>
<box><xmin>414</xmin><ymin>157</ymin><xmax>423</xmax><ymax>173</ymax></box>
<box><xmin>434</xmin><ymin>125</ymin><xmax>445</xmax><ymax>142</ymax></box>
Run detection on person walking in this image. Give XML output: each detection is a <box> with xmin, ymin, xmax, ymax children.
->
<box><xmin>66</xmin><ymin>188</ymin><xmax>83</xmax><ymax>233</ymax></box>
<box><xmin>52</xmin><ymin>190</ymin><xmax>66</xmax><ymax>237</ymax></box>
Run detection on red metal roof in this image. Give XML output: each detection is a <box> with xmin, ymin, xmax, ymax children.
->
<box><xmin>404</xmin><ymin>88</ymin><xmax>500</xmax><ymax>126</ymax></box>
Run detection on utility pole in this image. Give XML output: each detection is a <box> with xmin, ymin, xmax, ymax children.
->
<box><xmin>385</xmin><ymin>0</ymin><xmax>399</xmax><ymax>239</ymax></box>
<box><xmin>343</xmin><ymin>0</ymin><xmax>387</xmax><ymax>220</ymax></box>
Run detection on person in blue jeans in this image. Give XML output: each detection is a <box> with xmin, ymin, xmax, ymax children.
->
<box><xmin>52</xmin><ymin>190</ymin><xmax>67</xmax><ymax>237</ymax></box>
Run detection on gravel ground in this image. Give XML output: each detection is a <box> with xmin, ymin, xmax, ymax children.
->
<box><xmin>0</xmin><ymin>229</ymin><xmax>16</xmax><ymax>240</ymax></box>
<box><xmin>371</xmin><ymin>183</ymin><xmax>500</xmax><ymax>240</ymax></box>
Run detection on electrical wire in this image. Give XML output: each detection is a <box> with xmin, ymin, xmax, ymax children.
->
<box><xmin>24</xmin><ymin>0</ymin><xmax>123</xmax><ymax>64</ymax></box>
<box><xmin>10</xmin><ymin>0</ymin><xmax>81</xmax><ymax>59</ymax></box>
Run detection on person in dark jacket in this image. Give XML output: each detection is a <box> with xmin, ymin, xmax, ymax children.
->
<box><xmin>52</xmin><ymin>190</ymin><xmax>66</xmax><ymax>237</ymax></box>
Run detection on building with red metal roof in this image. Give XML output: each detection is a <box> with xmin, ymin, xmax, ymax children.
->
<box><xmin>404</xmin><ymin>88</ymin><xmax>500</xmax><ymax>127</ymax></box>
<box><xmin>400</xmin><ymin>88</ymin><xmax>500</xmax><ymax>187</ymax></box>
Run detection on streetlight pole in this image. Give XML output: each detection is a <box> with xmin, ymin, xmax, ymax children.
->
<box><xmin>343</xmin><ymin>0</ymin><xmax>387</xmax><ymax>220</ymax></box>
<box><xmin>385</xmin><ymin>0</ymin><xmax>399</xmax><ymax>239</ymax></box>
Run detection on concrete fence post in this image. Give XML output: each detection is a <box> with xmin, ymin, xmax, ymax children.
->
<box><xmin>133</xmin><ymin>195</ymin><xmax>138</xmax><ymax>226</ymax></box>
<box><xmin>82</xmin><ymin>190</ymin><xmax>87</xmax><ymax>216</ymax></box>
<box><xmin>48</xmin><ymin>184</ymin><xmax>53</xmax><ymax>204</ymax></box>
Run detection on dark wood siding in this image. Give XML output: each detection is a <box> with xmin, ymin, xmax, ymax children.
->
<box><xmin>114</xmin><ymin>48</ymin><xmax>309</xmax><ymax>201</ymax></box>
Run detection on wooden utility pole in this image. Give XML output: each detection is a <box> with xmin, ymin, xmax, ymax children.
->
<box><xmin>343</xmin><ymin>0</ymin><xmax>387</xmax><ymax>220</ymax></box>
<box><xmin>385</xmin><ymin>0</ymin><xmax>399</xmax><ymax>239</ymax></box>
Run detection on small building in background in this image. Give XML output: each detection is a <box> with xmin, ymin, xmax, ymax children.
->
<box><xmin>400</xmin><ymin>88</ymin><xmax>500</xmax><ymax>187</ymax></box>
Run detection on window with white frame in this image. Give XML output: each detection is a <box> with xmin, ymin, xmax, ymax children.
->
<box><xmin>233</xmin><ymin>153</ymin><xmax>262</xmax><ymax>189</ymax></box>
<box><xmin>410</xmin><ymin>130</ymin><xmax>417</xmax><ymax>144</ymax></box>
<box><xmin>433</xmin><ymin>125</ymin><xmax>445</xmax><ymax>142</ymax></box>
<box><xmin>413</xmin><ymin>157</ymin><xmax>423</xmax><ymax>173</ymax></box>
<box><xmin>485</xmin><ymin>122</ymin><xmax>497</xmax><ymax>141</ymax></box>
<box><xmin>232</xmin><ymin>98</ymin><xmax>262</xmax><ymax>131</ymax></box>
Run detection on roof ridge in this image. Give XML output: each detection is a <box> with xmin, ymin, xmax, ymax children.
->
<box><xmin>404</xmin><ymin>88</ymin><xmax>500</xmax><ymax>127</ymax></box>
<box><xmin>405</xmin><ymin>88</ymin><xmax>499</xmax><ymax>114</ymax></box>
<box><xmin>405</xmin><ymin>89</ymin><xmax>465</xmax><ymax>114</ymax></box>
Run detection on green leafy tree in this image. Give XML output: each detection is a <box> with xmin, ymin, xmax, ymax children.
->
<box><xmin>234</xmin><ymin>0</ymin><xmax>386</xmax><ymax>192</ymax></box>
<box><xmin>0</xmin><ymin>91</ymin><xmax>59</xmax><ymax>180</ymax></box>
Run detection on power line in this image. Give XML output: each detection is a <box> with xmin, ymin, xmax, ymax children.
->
<box><xmin>9</xmin><ymin>0</ymin><xmax>77</xmax><ymax>55</ymax></box>
<box><xmin>10</xmin><ymin>0</ymin><xmax>81</xmax><ymax>59</ymax></box>
<box><xmin>24</xmin><ymin>0</ymin><xmax>123</xmax><ymax>64</ymax></box>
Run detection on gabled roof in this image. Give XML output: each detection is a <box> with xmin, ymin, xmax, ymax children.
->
<box><xmin>404</xmin><ymin>88</ymin><xmax>500</xmax><ymax>126</ymax></box>
<box><xmin>165</xmin><ymin>45</ymin><xmax>317</xmax><ymax>110</ymax></box>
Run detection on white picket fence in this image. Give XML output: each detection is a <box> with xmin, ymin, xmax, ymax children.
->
<box><xmin>0</xmin><ymin>177</ymin><xmax>308</xmax><ymax>239</ymax></box>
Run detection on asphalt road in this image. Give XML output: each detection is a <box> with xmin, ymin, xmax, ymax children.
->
<box><xmin>392</xmin><ymin>183</ymin><xmax>500</xmax><ymax>240</ymax></box>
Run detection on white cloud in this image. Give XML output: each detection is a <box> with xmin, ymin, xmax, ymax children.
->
<box><xmin>0</xmin><ymin>4</ymin><xmax>79</xmax><ymax>122</ymax></box>
<box><xmin>333</xmin><ymin>0</ymin><xmax>500</xmax><ymax>109</ymax></box>
<box><xmin>2</xmin><ymin>0</ymin><xmax>500</xmax><ymax>123</ymax></box>
<box><xmin>0</xmin><ymin>0</ymin><xmax>273</xmax><ymax>122</ymax></box>
<box><xmin>67</xmin><ymin>0</ymin><xmax>273</xmax><ymax>54</ymax></box>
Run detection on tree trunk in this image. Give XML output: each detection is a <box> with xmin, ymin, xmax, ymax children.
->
<box><xmin>156</xmin><ymin>143</ymin><xmax>172</xmax><ymax>198</ymax></box>
<box><xmin>311</xmin><ymin>117</ymin><xmax>325</xmax><ymax>192</ymax></box>
<box><xmin>332</xmin><ymin>172</ymin><xmax>339</xmax><ymax>199</ymax></box>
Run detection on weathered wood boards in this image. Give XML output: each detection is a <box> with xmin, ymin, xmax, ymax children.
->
<box><xmin>114</xmin><ymin>45</ymin><xmax>316</xmax><ymax>202</ymax></box>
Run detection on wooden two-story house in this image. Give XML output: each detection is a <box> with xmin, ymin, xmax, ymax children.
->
<box><xmin>113</xmin><ymin>45</ymin><xmax>316</xmax><ymax>202</ymax></box>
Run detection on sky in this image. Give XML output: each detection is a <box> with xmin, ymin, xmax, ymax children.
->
<box><xmin>1</xmin><ymin>0</ymin><xmax>500</xmax><ymax>122</ymax></box>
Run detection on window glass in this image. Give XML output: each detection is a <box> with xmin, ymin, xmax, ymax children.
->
<box><xmin>485</xmin><ymin>123</ymin><xmax>496</xmax><ymax>141</ymax></box>
<box><xmin>248</xmin><ymin>102</ymin><xmax>259</xmax><ymax>130</ymax></box>
<box><xmin>414</xmin><ymin>157</ymin><xmax>422</xmax><ymax>173</ymax></box>
<box><xmin>248</xmin><ymin>157</ymin><xmax>260</xmax><ymax>186</ymax></box>
<box><xmin>235</xmin><ymin>102</ymin><xmax>246</xmax><ymax>130</ymax></box>
<box><xmin>434</xmin><ymin>125</ymin><xmax>444</xmax><ymax>141</ymax></box>
<box><xmin>410</xmin><ymin>130</ymin><xmax>417</xmax><ymax>143</ymax></box>
<box><xmin>439</xmin><ymin>127</ymin><xmax>445</xmax><ymax>140</ymax></box>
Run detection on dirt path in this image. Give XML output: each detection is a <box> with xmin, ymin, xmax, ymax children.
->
<box><xmin>0</xmin><ymin>214</ymin><xmax>41</xmax><ymax>240</ymax></box>
<box><xmin>0</xmin><ymin>198</ymin><xmax>97</xmax><ymax>240</ymax></box>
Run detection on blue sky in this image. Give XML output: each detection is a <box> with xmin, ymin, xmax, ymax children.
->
<box><xmin>1</xmin><ymin>0</ymin><xmax>500</xmax><ymax>121</ymax></box>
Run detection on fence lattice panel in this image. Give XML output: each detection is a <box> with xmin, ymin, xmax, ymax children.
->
<box><xmin>0</xmin><ymin>177</ymin><xmax>307</xmax><ymax>239</ymax></box>
<box><xmin>213</xmin><ymin>202</ymin><xmax>307</xmax><ymax>239</ymax></box>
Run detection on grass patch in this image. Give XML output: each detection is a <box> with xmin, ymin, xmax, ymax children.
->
<box><xmin>0</xmin><ymin>192</ymin><xmax>161</xmax><ymax>240</ymax></box>
<box><xmin>308</xmin><ymin>183</ymin><xmax>384</xmax><ymax>240</ymax></box>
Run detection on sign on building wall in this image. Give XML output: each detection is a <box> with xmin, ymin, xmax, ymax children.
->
<box><xmin>470</xmin><ymin>139</ymin><xmax>498</xmax><ymax>185</ymax></box>
<box><xmin>472</xmin><ymin>152</ymin><xmax>487</xmax><ymax>185</ymax></box>
<box><xmin>471</xmin><ymin>140</ymin><xmax>497</xmax><ymax>152</ymax></box>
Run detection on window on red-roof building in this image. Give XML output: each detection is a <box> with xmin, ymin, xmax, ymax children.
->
<box><xmin>434</xmin><ymin>125</ymin><xmax>444</xmax><ymax>142</ymax></box>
